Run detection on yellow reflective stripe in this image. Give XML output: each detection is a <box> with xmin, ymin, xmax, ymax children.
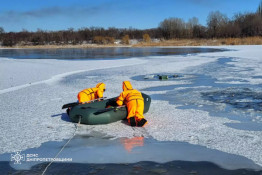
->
<box><xmin>90</xmin><ymin>88</ymin><xmax>95</xmax><ymax>98</ymax></box>
<box><xmin>126</xmin><ymin>93</ymin><xmax>141</xmax><ymax>99</ymax></box>
<box><xmin>126</xmin><ymin>98</ymin><xmax>143</xmax><ymax>103</ymax></box>
<box><xmin>81</xmin><ymin>90</ymin><xmax>90</xmax><ymax>96</ymax></box>
<box><xmin>81</xmin><ymin>88</ymin><xmax>95</xmax><ymax>99</ymax></box>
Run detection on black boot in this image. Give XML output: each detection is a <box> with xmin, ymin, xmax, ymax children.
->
<box><xmin>129</xmin><ymin>117</ymin><xmax>136</xmax><ymax>127</ymax></box>
<box><xmin>137</xmin><ymin>119</ymin><xmax>147</xmax><ymax>127</ymax></box>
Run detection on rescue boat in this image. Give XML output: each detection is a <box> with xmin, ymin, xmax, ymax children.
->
<box><xmin>66</xmin><ymin>93</ymin><xmax>151</xmax><ymax>125</ymax></box>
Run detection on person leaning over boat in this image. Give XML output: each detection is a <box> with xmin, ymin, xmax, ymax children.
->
<box><xmin>116</xmin><ymin>81</ymin><xmax>147</xmax><ymax>127</ymax></box>
<box><xmin>77</xmin><ymin>82</ymin><xmax>106</xmax><ymax>103</ymax></box>
<box><xmin>66</xmin><ymin>83</ymin><xmax>106</xmax><ymax>115</ymax></box>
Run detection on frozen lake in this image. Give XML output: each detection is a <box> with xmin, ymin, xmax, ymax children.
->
<box><xmin>0</xmin><ymin>46</ymin><xmax>261</xmax><ymax>173</ymax></box>
<box><xmin>0</xmin><ymin>47</ymin><xmax>223</xmax><ymax>59</ymax></box>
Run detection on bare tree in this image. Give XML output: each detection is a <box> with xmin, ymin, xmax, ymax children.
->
<box><xmin>258</xmin><ymin>0</ymin><xmax>262</xmax><ymax>16</ymax></box>
<box><xmin>234</xmin><ymin>13</ymin><xmax>262</xmax><ymax>37</ymax></box>
<box><xmin>188</xmin><ymin>17</ymin><xmax>199</xmax><ymax>29</ymax></box>
<box><xmin>187</xmin><ymin>17</ymin><xmax>199</xmax><ymax>38</ymax></box>
<box><xmin>207</xmin><ymin>11</ymin><xmax>228</xmax><ymax>38</ymax></box>
<box><xmin>192</xmin><ymin>25</ymin><xmax>207</xmax><ymax>38</ymax></box>
<box><xmin>159</xmin><ymin>18</ymin><xmax>186</xmax><ymax>39</ymax></box>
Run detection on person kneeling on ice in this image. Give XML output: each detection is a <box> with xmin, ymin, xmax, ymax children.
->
<box><xmin>116</xmin><ymin>81</ymin><xmax>147</xmax><ymax>127</ymax></box>
<box><xmin>77</xmin><ymin>82</ymin><xmax>106</xmax><ymax>103</ymax></box>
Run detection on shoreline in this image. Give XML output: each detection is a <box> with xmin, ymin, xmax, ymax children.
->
<box><xmin>1</xmin><ymin>37</ymin><xmax>262</xmax><ymax>49</ymax></box>
<box><xmin>0</xmin><ymin>44</ymin><xmax>131</xmax><ymax>49</ymax></box>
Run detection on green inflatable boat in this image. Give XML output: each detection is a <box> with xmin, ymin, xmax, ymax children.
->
<box><xmin>64</xmin><ymin>93</ymin><xmax>151</xmax><ymax>125</ymax></box>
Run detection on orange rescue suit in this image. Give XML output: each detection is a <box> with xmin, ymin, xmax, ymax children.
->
<box><xmin>116</xmin><ymin>81</ymin><xmax>145</xmax><ymax>124</ymax></box>
<box><xmin>77</xmin><ymin>83</ymin><xmax>106</xmax><ymax>103</ymax></box>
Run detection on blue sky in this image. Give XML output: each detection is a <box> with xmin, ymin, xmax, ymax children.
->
<box><xmin>0</xmin><ymin>0</ymin><xmax>261</xmax><ymax>32</ymax></box>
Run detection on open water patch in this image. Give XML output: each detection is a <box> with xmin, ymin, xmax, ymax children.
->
<box><xmin>202</xmin><ymin>88</ymin><xmax>262</xmax><ymax>112</ymax></box>
<box><xmin>132</xmin><ymin>73</ymin><xmax>183</xmax><ymax>82</ymax></box>
<box><xmin>161</xmin><ymin>86</ymin><xmax>262</xmax><ymax>124</ymax></box>
<box><xmin>0</xmin><ymin>47</ymin><xmax>225</xmax><ymax>60</ymax></box>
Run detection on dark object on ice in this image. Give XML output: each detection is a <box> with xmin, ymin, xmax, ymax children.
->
<box><xmin>143</xmin><ymin>74</ymin><xmax>179</xmax><ymax>80</ymax></box>
<box><xmin>159</xmin><ymin>75</ymin><xmax>169</xmax><ymax>80</ymax></box>
<box><xmin>65</xmin><ymin>93</ymin><xmax>151</xmax><ymax>125</ymax></box>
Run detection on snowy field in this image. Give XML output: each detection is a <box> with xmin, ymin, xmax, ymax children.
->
<box><xmin>0</xmin><ymin>46</ymin><xmax>262</xmax><ymax>168</ymax></box>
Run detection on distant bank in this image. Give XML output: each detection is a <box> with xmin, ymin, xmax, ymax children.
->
<box><xmin>1</xmin><ymin>37</ymin><xmax>262</xmax><ymax>49</ymax></box>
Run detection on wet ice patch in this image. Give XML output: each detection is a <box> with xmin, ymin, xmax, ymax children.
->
<box><xmin>202</xmin><ymin>88</ymin><xmax>262</xmax><ymax>113</ymax></box>
<box><xmin>162</xmin><ymin>86</ymin><xmax>262</xmax><ymax>124</ymax></box>
<box><xmin>224</xmin><ymin>122</ymin><xmax>262</xmax><ymax>131</ymax></box>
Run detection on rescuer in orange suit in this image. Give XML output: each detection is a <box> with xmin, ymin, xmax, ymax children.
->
<box><xmin>77</xmin><ymin>82</ymin><xmax>106</xmax><ymax>103</ymax></box>
<box><xmin>116</xmin><ymin>81</ymin><xmax>147</xmax><ymax>127</ymax></box>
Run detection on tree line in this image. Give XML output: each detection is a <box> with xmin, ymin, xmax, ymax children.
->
<box><xmin>0</xmin><ymin>6</ymin><xmax>261</xmax><ymax>46</ymax></box>
<box><xmin>0</xmin><ymin>27</ymin><xmax>162</xmax><ymax>46</ymax></box>
<box><xmin>160</xmin><ymin>11</ymin><xmax>262</xmax><ymax>39</ymax></box>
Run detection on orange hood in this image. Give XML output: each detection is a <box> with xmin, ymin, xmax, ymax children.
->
<box><xmin>96</xmin><ymin>82</ymin><xmax>106</xmax><ymax>91</ymax></box>
<box><xmin>122</xmin><ymin>81</ymin><xmax>133</xmax><ymax>91</ymax></box>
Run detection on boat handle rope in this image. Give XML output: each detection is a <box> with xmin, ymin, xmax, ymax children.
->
<box><xmin>41</xmin><ymin>115</ymin><xmax>82</xmax><ymax>175</ymax></box>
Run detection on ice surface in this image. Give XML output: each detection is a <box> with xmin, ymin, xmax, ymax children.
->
<box><xmin>0</xmin><ymin>46</ymin><xmax>262</xmax><ymax>167</ymax></box>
